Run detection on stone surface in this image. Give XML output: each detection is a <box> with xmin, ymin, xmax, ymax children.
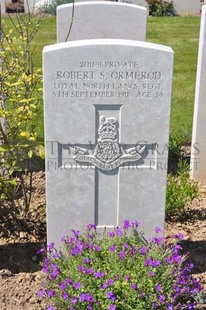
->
<box><xmin>1</xmin><ymin>0</ymin><xmax>6</xmax><ymax>14</ymax></box>
<box><xmin>118</xmin><ymin>0</ymin><xmax>201</xmax><ymax>15</ymax></box>
<box><xmin>24</xmin><ymin>0</ymin><xmax>41</xmax><ymax>13</ymax></box>
<box><xmin>57</xmin><ymin>1</ymin><xmax>147</xmax><ymax>43</ymax></box>
<box><xmin>43</xmin><ymin>39</ymin><xmax>174</xmax><ymax>248</ymax></box>
<box><xmin>191</xmin><ymin>5</ymin><xmax>206</xmax><ymax>182</ymax></box>
<box><xmin>118</xmin><ymin>0</ymin><xmax>147</xmax><ymax>8</ymax></box>
<box><xmin>172</xmin><ymin>0</ymin><xmax>200</xmax><ymax>15</ymax></box>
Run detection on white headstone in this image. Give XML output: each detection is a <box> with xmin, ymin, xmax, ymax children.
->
<box><xmin>117</xmin><ymin>0</ymin><xmax>201</xmax><ymax>15</ymax></box>
<box><xmin>43</xmin><ymin>39</ymin><xmax>174</xmax><ymax>248</ymax></box>
<box><xmin>1</xmin><ymin>0</ymin><xmax>6</xmax><ymax>14</ymax></box>
<box><xmin>118</xmin><ymin>0</ymin><xmax>147</xmax><ymax>8</ymax></box>
<box><xmin>57</xmin><ymin>1</ymin><xmax>147</xmax><ymax>43</ymax></box>
<box><xmin>172</xmin><ymin>0</ymin><xmax>200</xmax><ymax>15</ymax></box>
<box><xmin>191</xmin><ymin>5</ymin><xmax>206</xmax><ymax>182</ymax></box>
<box><xmin>24</xmin><ymin>0</ymin><xmax>42</xmax><ymax>13</ymax></box>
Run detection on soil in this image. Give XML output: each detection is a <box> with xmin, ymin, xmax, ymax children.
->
<box><xmin>0</xmin><ymin>172</ymin><xmax>206</xmax><ymax>309</ymax></box>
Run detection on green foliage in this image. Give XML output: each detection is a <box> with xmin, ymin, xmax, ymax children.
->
<box><xmin>38</xmin><ymin>221</ymin><xmax>201</xmax><ymax>309</ymax></box>
<box><xmin>166</xmin><ymin>160</ymin><xmax>199</xmax><ymax>218</ymax></box>
<box><xmin>147</xmin><ymin>16</ymin><xmax>200</xmax><ymax>138</ymax></box>
<box><xmin>39</xmin><ymin>0</ymin><xmax>73</xmax><ymax>16</ymax></box>
<box><xmin>0</xmin><ymin>13</ymin><xmax>44</xmax><ymax>213</ymax></box>
<box><xmin>146</xmin><ymin>0</ymin><xmax>174</xmax><ymax>16</ymax></box>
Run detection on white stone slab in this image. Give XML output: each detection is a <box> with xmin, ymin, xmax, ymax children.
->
<box><xmin>1</xmin><ymin>0</ymin><xmax>6</xmax><ymax>14</ymax></box>
<box><xmin>117</xmin><ymin>0</ymin><xmax>201</xmax><ymax>15</ymax></box>
<box><xmin>119</xmin><ymin>0</ymin><xmax>147</xmax><ymax>8</ymax></box>
<box><xmin>57</xmin><ymin>1</ymin><xmax>147</xmax><ymax>43</ymax></box>
<box><xmin>24</xmin><ymin>0</ymin><xmax>42</xmax><ymax>13</ymax></box>
<box><xmin>43</xmin><ymin>39</ymin><xmax>173</xmax><ymax>248</ymax></box>
<box><xmin>172</xmin><ymin>0</ymin><xmax>200</xmax><ymax>15</ymax></box>
<box><xmin>191</xmin><ymin>5</ymin><xmax>206</xmax><ymax>181</ymax></box>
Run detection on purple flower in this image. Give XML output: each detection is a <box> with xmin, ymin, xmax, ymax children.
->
<box><xmin>94</xmin><ymin>271</ymin><xmax>105</xmax><ymax>278</ymax></box>
<box><xmin>65</xmin><ymin>277</ymin><xmax>72</xmax><ymax>284</ymax></box>
<box><xmin>109</xmin><ymin>305</ymin><xmax>116</xmax><ymax>310</ymax></box>
<box><xmin>46</xmin><ymin>290</ymin><xmax>55</xmax><ymax>298</ymax></box>
<box><xmin>53</xmin><ymin>251</ymin><xmax>60</xmax><ymax>259</ymax></box>
<box><xmin>152</xmin><ymin>302</ymin><xmax>158</xmax><ymax>309</ymax></box>
<box><xmin>107</xmin><ymin>279</ymin><xmax>114</xmax><ymax>286</ymax></box>
<box><xmin>155</xmin><ymin>226</ymin><xmax>162</xmax><ymax>234</ymax></box>
<box><xmin>109</xmin><ymin>245</ymin><xmax>116</xmax><ymax>252</ymax></box>
<box><xmin>130</xmin><ymin>246</ymin><xmax>136</xmax><ymax>256</ymax></box>
<box><xmin>122</xmin><ymin>243</ymin><xmax>129</xmax><ymax>249</ymax></box>
<box><xmin>38</xmin><ymin>289</ymin><xmax>44</xmax><ymax>297</ymax></box>
<box><xmin>106</xmin><ymin>291</ymin><xmax>116</xmax><ymax>302</ymax></box>
<box><xmin>139</xmin><ymin>246</ymin><xmax>147</xmax><ymax>255</ymax></box>
<box><xmin>37</xmin><ymin>248</ymin><xmax>44</xmax><ymax>254</ymax></box>
<box><xmin>62</xmin><ymin>292</ymin><xmax>69</xmax><ymax>300</ymax></box>
<box><xmin>123</xmin><ymin>219</ymin><xmax>131</xmax><ymax>229</ymax></box>
<box><xmin>188</xmin><ymin>302</ymin><xmax>195</xmax><ymax>310</ymax></box>
<box><xmin>47</xmin><ymin>306</ymin><xmax>54</xmax><ymax>310</ymax></box>
<box><xmin>150</xmin><ymin>237</ymin><xmax>163</xmax><ymax>245</ymax></box>
<box><xmin>47</xmin><ymin>243</ymin><xmax>54</xmax><ymax>253</ymax></box>
<box><xmin>87</xmin><ymin>224</ymin><xmax>96</xmax><ymax>230</ymax></box>
<box><xmin>80</xmin><ymin>293</ymin><xmax>94</xmax><ymax>303</ymax></box>
<box><xmin>149</xmin><ymin>271</ymin><xmax>154</xmax><ymax>277</ymax></box>
<box><xmin>78</xmin><ymin>265</ymin><xmax>85</xmax><ymax>273</ymax></box>
<box><xmin>71</xmin><ymin>296</ymin><xmax>78</xmax><ymax>305</ymax></box>
<box><xmin>132</xmin><ymin>220</ymin><xmax>140</xmax><ymax>228</ymax></box>
<box><xmin>130</xmin><ymin>283</ymin><xmax>137</xmax><ymax>290</ymax></box>
<box><xmin>167</xmin><ymin>303</ymin><xmax>173</xmax><ymax>310</ymax></box>
<box><xmin>73</xmin><ymin>282</ymin><xmax>82</xmax><ymax>290</ymax></box>
<box><xmin>61</xmin><ymin>235</ymin><xmax>66</xmax><ymax>242</ymax></box>
<box><xmin>72</xmin><ymin>229</ymin><xmax>80</xmax><ymax>238</ymax></box>
<box><xmin>86</xmin><ymin>268</ymin><xmax>94</xmax><ymax>275</ymax></box>
<box><xmin>158</xmin><ymin>294</ymin><xmax>165</xmax><ymax>304</ymax></box>
<box><xmin>155</xmin><ymin>284</ymin><xmax>162</xmax><ymax>291</ymax></box>
<box><xmin>59</xmin><ymin>282</ymin><xmax>67</xmax><ymax>290</ymax></box>
<box><xmin>152</xmin><ymin>259</ymin><xmax>161</xmax><ymax>268</ymax></box>
<box><xmin>118</xmin><ymin>251</ymin><xmax>126</xmax><ymax>260</ymax></box>
<box><xmin>84</xmin><ymin>258</ymin><xmax>90</xmax><ymax>264</ymax></box>
<box><xmin>95</xmin><ymin>245</ymin><xmax>101</xmax><ymax>251</ymax></box>
<box><xmin>51</xmin><ymin>263</ymin><xmax>60</xmax><ymax>279</ymax></box>
<box><xmin>116</xmin><ymin>227</ymin><xmax>123</xmax><ymax>236</ymax></box>
<box><xmin>124</xmin><ymin>275</ymin><xmax>130</xmax><ymax>281</ymax></box>
<box><xmin>108</xmin><ymin>231</ymin><xmax>115</xmax><ymax>238</ymax></box>
<box><xmin>145</xmin><ymin>257</ymin><xmax>152</xmax><ymax>267</ymax></box>
<box><xmin>101</xmin><ymin>282</ymin><xmax>109</xmax><ymax>289</ymax></box>
<box><xmin>174</xmin><ymin>232</ymin><xmax>184</xmax><ymax>240</ymax></box>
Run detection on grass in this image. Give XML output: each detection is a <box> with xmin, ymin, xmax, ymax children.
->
<box><xmin>147</xmin><ymin>16</ymin><xmax>200</xmax><ymax>141</ymax></box>
<box><xmin>2</xmin><ymin>14</ymin><xmax>201</xmax><ymax>142</ymax></box>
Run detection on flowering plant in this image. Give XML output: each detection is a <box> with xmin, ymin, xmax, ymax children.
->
<box><xmin>38</xmin><ymin>220</ymin><xmax>201</xmax><ymax>309</ymax></box>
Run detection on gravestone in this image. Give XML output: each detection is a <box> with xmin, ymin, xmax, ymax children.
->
<box><xmin>172</xmin><ymin>0</ymin><xmax>200</xmax><ymax>15</ymax></box>
<box><xmin>117</xmin><ymin>0</ymin><xmax>201</xmax><ymax>15</ymax></box>
<box><xmin>57</xmin><ymin>1</ymin><xmax>147</xmax><ymax>43</ymax></box>
<box><xmin>44</xmin><ymin>39</ymin><xmax>174</xmax><ymax>248</ymax></box>
<box><xmin>191</xmin><ymin>5</ymin><xmax>206</xmax><ymax>182</ymax></box>
<box><xmin>1</xmin><ymin>0</ymin><xmax>6</xmax><ymax>14</ymax></box>
<box><xmin>118</xmin><ymin>0</ymin><xmax>147</xmax><ymax>8</ymax></box>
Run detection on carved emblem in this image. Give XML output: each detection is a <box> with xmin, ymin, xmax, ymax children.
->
<box><xmin>72</xmin><ymin>116</ymin><xmax>146</xmax><ymax>171</ymax></box>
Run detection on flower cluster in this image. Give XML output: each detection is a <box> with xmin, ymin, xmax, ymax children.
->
<box><xmin>38</xmin><ymin>220</ymin><xmax>202</xmax><ymax>309</ymax></box>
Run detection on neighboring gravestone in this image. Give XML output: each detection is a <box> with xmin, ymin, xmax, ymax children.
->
<box><xmin>172</xmin><ymin>0</ymin><xmax>200</xmax><ymax>15</ymax></box>
<box><xmin>1</xmin><ymin>0</ymin><xmax>6</xmax><ymax>14</ymax></box>
<box><xmin>118</xmin><ymin>0</ymin><xmax>148</xmax><ymax>8</ymax></box>
<box><xmin>57</xmin><ymin>1</ymin><xmax>147</xmax><ymax>43</ymax></box>
<box><xmin>44</xmin><ymin>39</ymin><xmax>174</xmax><ymax>248</ymax></box>
<box><xmin>117</xmin><ymin>0</ymin><xmax>200</xmax><ymax>15</ymax></box>
<box><xmin>191</xmin><ymin>5</ymin><xmax>206</xmax><ymax>182</ymax></box>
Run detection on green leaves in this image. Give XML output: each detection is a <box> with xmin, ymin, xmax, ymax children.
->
<box><xmin>0</xmin><ymin>13</ymin><xmax>44</xmax><ymax>213</ymax></box>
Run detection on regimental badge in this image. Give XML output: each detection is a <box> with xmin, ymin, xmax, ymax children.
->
<box><xmin>72</xmin><ymin>116</ymin><xmax>146</xmax><ymax>171</ymax></box>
